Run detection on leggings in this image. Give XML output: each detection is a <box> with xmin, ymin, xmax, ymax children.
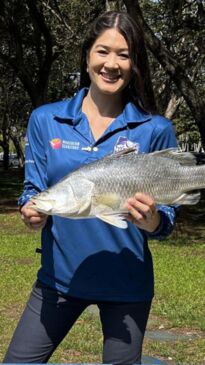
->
<box><xmin>4</xmin><ymin>280</ymin><xmax>151</xmax><ymax>364</ymax></box>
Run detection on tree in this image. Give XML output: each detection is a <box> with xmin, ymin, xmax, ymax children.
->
<box><xmin>1</xmin><ymin>0</ymin><xmax>205</xmax><ymax>165</ymax></box>
<box><xmin>0</xmin><ymin>0</ymin><xmax>63</xmax><ymax>107</ymax></box>
<box><xmin>0</xmin><ymin>0</ymin><xmax>105</xmax><ymax>168</ymax></box>
<box><xmin>0</xmin><ymin>64</ymin><xmax>30</xmax><ymax>168</ymax></box>
<box><xmin>123</xmin><ymin>0</ymin><xmax>205</xmax><ymax>147</ymax></box>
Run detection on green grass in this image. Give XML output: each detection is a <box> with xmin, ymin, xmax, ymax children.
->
<box><xmin>0</xmin><ymin>168</ymin><xmax>205</xmax><ymax>364</ymax></box>
<box><xmin>152</xmin><ymin>240</ymin><xmax>205</xmax><ymax>330</ymax></box>
<box><xmin>0</xmin><ymin>212</ymin><xmax>204</xmax><ymax>364</ymax></box>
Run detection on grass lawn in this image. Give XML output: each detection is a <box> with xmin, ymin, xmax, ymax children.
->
<box><xmin>0</xmin><ymin>168</ymin><xmax>205</xmax><ymax>364</ymax></box>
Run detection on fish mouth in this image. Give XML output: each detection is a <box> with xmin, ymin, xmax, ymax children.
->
<box><xmin>30</xmin><ymin>196</ymin><xmax>55</xmax><ymax>213</ymax></box>
<box><xmin>30</xmin><ymin>196</ymin><xmax>83</xmax><ymax>216</ymax></box>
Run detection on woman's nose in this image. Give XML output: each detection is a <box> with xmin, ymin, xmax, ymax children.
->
<box><xmin>104</xmin><ymin>54</ymin><xmax>119</xmax><ymax>69</ymax></box>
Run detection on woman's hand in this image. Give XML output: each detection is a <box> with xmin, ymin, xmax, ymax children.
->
<box><xmin>20</xmin><ymin>201</ymin><xmax>48</xmax><ymax>230</ymax></box>
<box><xmin>125</xmin><ymin>192</ymin><xmax>161</xmax><ymax>232</ymax></box>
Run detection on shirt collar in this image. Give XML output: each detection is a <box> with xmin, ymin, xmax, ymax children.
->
<box><xmin>53</xmin><ymin>88</ymin><xmax>151</xmax><ymax>125</ymax></box>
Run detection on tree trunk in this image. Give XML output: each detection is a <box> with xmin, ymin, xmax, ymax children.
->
<box><xmin>123</xmin><ymin>0</ymin><xmax>205</xmax><ymax>148</ymax></box>
<box><xmin>106</xmin><ymin>0</ymin><xmax>123</xmax><ymax>11</ymax></box>
<box><xmin>165</xmin><ymin>94</ymin><xmax>183</xmax><ymax>120</ymax></box>
<box><xmin>1</xmin><ymin>114</ymin><xmax>10</xmax><ymax>170</ymax></box>
<box><xmin>9</xmin><ymin>132</ymin><xmax>25</xmax><ymax>168</ymax></box>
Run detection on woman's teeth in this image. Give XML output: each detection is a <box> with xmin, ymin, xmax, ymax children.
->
<box><xmin>101</xmin><ymin>72</ymin><xmax>120</xmax><ymax>81</ymax></box>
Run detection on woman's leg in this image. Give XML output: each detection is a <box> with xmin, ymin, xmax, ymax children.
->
<box><xmin>99</xmin><ymin>300</ymin><xmax>151</xmax><ymax>364</ymax></box>
<box><xmin>3</xmin><ymin>281</ymin><xmax>89</xmax><ymax>363</ymax></box>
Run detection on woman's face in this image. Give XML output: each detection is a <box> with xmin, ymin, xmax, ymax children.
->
<box><xmin>87</xmin><ymin>28</ymin><xmax>132</xmax><ymax>97</ymax></box>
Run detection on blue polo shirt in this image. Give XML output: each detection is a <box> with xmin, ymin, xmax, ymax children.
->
<box><xmin>19</xmin><ymin>88</ymin><xmax>177</xmax><ymax>302</ymax></box>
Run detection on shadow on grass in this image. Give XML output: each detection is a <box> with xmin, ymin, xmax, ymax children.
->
<box><xmin>172</xmin><ymin>191</ymin><xmax>205</xmax><ymax>243</ymax></box>
<box><xmin>0</xmin><ymin>167</ymin><xmax>24</xmax><ymax>213</ymax></box>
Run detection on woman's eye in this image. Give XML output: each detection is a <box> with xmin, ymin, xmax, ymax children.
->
<box><xmin>119</xmin><ymin>54</ymin><xmax>129</xmax><ymax>59</ymax></box>
<box><xmin>97</xmin><ymin>50</ymin><xmax>107</xmax><ymax>55</ymax></box>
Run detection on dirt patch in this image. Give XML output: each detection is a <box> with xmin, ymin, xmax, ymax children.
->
<box><xmin>15</xmin><ymin>258</ymin><xmax>34</xmax><ymax>265</ymax></box>
<box><xmin>147</xmin><ymin>314</ymin><xmax>172</xmax><ymax>330</ymax></box>
<box><xmin>0</xmin><ymin>303</ymin><xmax>24</xmax><ymax>320</ymax></box>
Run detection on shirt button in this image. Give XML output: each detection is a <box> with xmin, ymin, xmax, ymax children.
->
<box><xmin>93</xmin><ymin>147</ymin><xmax>98</xmax><ymax>151</ymax></box>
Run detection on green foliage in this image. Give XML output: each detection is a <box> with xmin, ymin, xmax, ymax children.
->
<box><xmin>141</xmin><ymin>0</ymin><xmax>205</xmax><ymax>143</ymax></box>
<box><xmin>0</xmin><ymin>0</ymin><xmax>205</xmax><ymax>155</ymax></box>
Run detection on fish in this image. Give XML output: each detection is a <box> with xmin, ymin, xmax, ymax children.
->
<box><xmin>29</xmin><ymin>147</ymin><xmax>205</xmax><ymax>229</ymax></box>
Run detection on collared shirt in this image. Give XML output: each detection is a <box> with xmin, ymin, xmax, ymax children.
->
<box><xmin>19</xmin><ymin>88</ymin><xmax>177</xmax><ymax>301</ymax></box>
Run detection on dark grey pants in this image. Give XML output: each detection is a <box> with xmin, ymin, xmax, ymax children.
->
<box><xmin>4</xmin><ymin>281</ymin><xmax>151</xmax><ymax>364</ymax></box>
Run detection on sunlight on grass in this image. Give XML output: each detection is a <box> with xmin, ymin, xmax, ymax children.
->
<box><xmin>0</xmin><ymin>213</ymin><xmax>204</xmax><ymax>364</ymax></box>
<box><xmin>150</xmin><ymin>241</ymin><xmax>205</xmax><ymax>330</ymax></box>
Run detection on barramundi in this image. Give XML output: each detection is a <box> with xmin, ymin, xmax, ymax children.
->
<box><xmin>30</xmin><ymin>148</ymin><xmax>205</xmax><ymax>229</ymax></box>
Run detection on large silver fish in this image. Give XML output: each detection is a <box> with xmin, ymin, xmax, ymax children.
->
<box><xmin>30</xmin><ymin>148</ymin><xmax>205</xmax><ymax>229</ymax></box>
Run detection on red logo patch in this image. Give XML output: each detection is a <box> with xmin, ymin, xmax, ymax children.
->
<box><xmin>50</xmin><ymin>138</ymin><xmax>62</xmax><ymax>149</ymax></box>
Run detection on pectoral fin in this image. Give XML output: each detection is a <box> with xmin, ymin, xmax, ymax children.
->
<box><xmin>77</xmin><ymin>197</ymin><xmax>92</xmax><ymax>215</ymax></box>
<box><xmin>95</xmin><ymin>206</ymin><xmax>128</xmax><ymax>229</ymax></box>
<box><xmin>97</xmin><ymin>213</ymin><xmax>128</xmax><ymax>229</ymax></box>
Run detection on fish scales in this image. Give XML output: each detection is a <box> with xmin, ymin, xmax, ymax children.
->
<box><xmin>77</xmin><ymin>153</ymin><xmax>196</xmax><ymax>202</ymax></box>
<box><xmin>30</xmin><ymin>148</ymin><xmax>205</xmax><ymax>229</ymax></box>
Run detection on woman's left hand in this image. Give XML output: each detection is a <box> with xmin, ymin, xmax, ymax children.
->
<box><xmin>125</xmin><ymin>192</ymin><xmax>161</xmax><ymax>232</ymax></box>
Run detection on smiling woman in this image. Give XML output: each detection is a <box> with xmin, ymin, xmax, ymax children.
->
<box><xmin>4</xmin><ymin>11</ymin><xmax>178</xmax><ymax>365</ymax></box>
<box><xmin>82</xmin><ymin>27</ymin><xmax>132</xmax><ymax>140</ymax></box>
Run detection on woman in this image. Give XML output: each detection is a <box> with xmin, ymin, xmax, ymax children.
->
<box><xmin>4</xmin><ymin>11</ymin><xmax>177</xmax><ymax>364</ymax></box>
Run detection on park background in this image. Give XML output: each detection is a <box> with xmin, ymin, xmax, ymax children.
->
<box><xmin>0</xmin><ymin>1</ymin><xmax>204</xmax><ymax>364</ymax></box>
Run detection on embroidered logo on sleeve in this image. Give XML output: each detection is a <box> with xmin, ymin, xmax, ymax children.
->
<box><xmin>114</xmin><ymin>136</ymin><xmax>139</xmax><ymax>153</ymax></box>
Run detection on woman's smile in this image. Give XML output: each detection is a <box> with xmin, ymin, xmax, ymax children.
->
<box><xmin>100</xmin><ymin>71</ymin><xmax>121</xmax><ymax>83</ymax></box>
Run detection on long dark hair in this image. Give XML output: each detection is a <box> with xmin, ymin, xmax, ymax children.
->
<box><xmin>80</xmin><ymin>11</ymin><xmax>147</xmax><ymax>111</ymax></box>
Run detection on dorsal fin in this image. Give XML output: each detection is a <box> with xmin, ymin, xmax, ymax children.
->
<box><xmin>150</xmin><ymin>148</ymin><xmax>197</xmax><ymax>166</ymax></box>
<box><xmin>105</xmin><ymin>146</ymin><xmax>136</xmax><ymax>160</ymax></box>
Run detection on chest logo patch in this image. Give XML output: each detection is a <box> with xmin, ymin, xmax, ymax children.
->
<box><xmin>114</xmin><ymin>136</ymin><xmax>139</xmax><ymax>153</ymax></box>
<box><xmin>50</xmin><ymin>138</ymin><xmax>62</xmax><ymax>149</ymax></box>
<box><xmin>50</xmin><ymin>138</ymin><xmax>80</xmax><ymax>150</ymax></box>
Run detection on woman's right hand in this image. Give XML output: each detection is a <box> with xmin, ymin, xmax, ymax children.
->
<box><xmin>20</xmin><ymin>201</ymin><xmax>48</xmax><ymax>230</ymax></box>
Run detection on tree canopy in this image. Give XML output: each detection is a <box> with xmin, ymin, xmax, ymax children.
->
<box><xmin>0</xmin><ymin>0</ymin><xmax>204</xmax><ymax>168</ymax></box>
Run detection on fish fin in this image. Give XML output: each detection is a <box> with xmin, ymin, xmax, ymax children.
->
<box><xmin>150</xmin><ymin>148</ymin><xmax>197</xmax><ymax>166</ymax></box>
<box><xmin>104</xmin><ymin>146</ymin><xmax>136</xmax><ymax>161</ymax></box>
<box><xmin>113</xmin><ymin>146</ymin><xmax>137</xmax><ymax>156</ymax></box>
<box><xmin>172</xmin><ymin>192</ymin><xmax>201</xmax><ymax>205</ymax></box>
<box><xmin>96</xmin><ymin>211</ymin><xmax>128</xmax><ymax>229</ymax></box>
<box><xmin>93</xmin><ymin>193</ymin><xmax>121</xmax><ymax>209</ymax></box>
<box><xmin>78</xmin><ymin>198</ymin><xmax>92</xmax><ymax>214</ymax></box>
